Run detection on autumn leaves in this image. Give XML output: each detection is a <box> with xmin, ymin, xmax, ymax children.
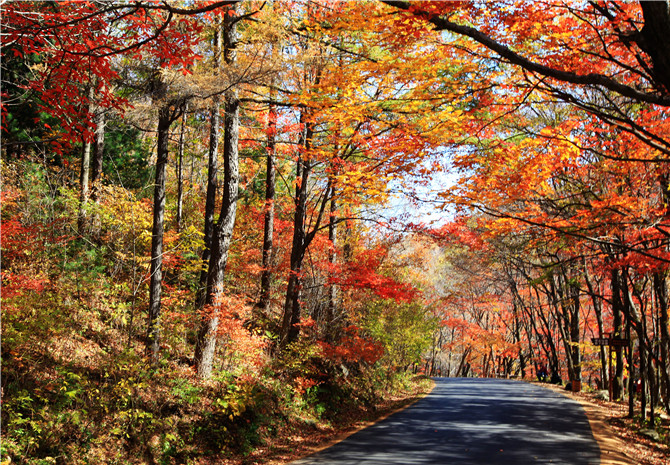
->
<box><xmin>4</xmin><ymin>1</ymin><xmax>670</xmax><ymax>409</ymax></box>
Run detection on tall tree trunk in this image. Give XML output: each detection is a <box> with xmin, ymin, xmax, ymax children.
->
<box><xmin>146</xmin><ymin>78</ymin><xmax>172</xmax><ymax>360</ymax></box>
<box><xmin>196</xmin><ymin>21</ymin><xmax>223</xmax><ymax>311</ymax></box>
<box><xmin>257</xmin><ymin>101</ymin><xmax>276</xmax><ymax>314</ymax></box>
<box><xmin>175</xmin><ymin>103</ymin><xmax>187</xmax><ymax>233</ymax></box>
<box><xmin>78</xmin><ymin>85</ymin><xmax>95</xmax><ymax>234</ymax></box>
<box><xmin>625</xmin><ymin>270</ymin><xmax>650</xmax><ymax>420</ymax></box>
<box><xmin>194</xmin><ymin>7</ymin><xmax>240</xmax><ymax>379</ymax></box>
<box><xmin>584</xmin><ymin>263</ymin><xmax>608</xmax><ymax>389</ymax></box>
<box><xmin>455</xmin><ymin>347</ymin><xmax>471</xmax><ymax>377</ymax></box>
<box><xmin>612</xmin><ymin>267</ymin><xmax>626</xmax><ymax>400</ymax></box>
<box><xmin>511</xmin><ymin>299</ymin><xmax>526</xmax><ymax>378</ymax></box>
<box><xmin>324</xmin><ymin>193</ymin><xmax>338</xmax><ymax>341</ymax></box>
<box><xmin>530</xmin><ymin>285</ymin><xmax>560</xmax><ymax>377</ymax></box>
<box><xmin>568</xmin><ymin>279</ymin><xmax>582</xmax><ymax>389</ymax></box>
<box><xmin>279</xmin><ymin>121</ymin><xmax>311</xmax><ymax>346</ymax></box>
<box><xmin>278</xmin><ymin>119</ymin><xmax>330</xmax><ymax>347</ymax></box>
<box><xmin>88</xmin><ymin>106</ymin><xmax>106</xmax><ymax>240</ymax></box>
<box><xmin>78</xmin><ymin>135</ymin><xmax>92</xmax><ymax>234</ymax></box>
<box><xmin>620</xmin><ymin>269</ymin><xmax>639</xmax><ymax>417</ymax></box>
<box><xmin>655</xmin><ymin>174</ymin><xmax>670</xmax><ymax>411</ymax></box>
<box><xmin>277</xmin><ymin>121</ymin><xmax>330</xmax><ymax>347</ymax></box>
<box><xmin>548</xmin><ymin>274</ymin><xmax>576</xmax><ymax>382</ymax></box>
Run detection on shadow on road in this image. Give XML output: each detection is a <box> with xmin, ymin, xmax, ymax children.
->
<box><xmin>293</xmin><ymin>378</ymin><xmax>600</xmax><ymax>465</ymax></box>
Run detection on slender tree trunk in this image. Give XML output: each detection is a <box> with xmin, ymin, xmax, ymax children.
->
<box><xmin>278</xmin><ymin>121</ymin><xmax>330</xmax><ymax>348</ymax></box>
<box><xmin>548</xmin><ymin>275</ymin><xmax>577</xmax><ymax>382</ymax></box>
<box><xmin>455</xmin><ymin>348</ymin><xmax>471</xmax><ymax>377</ymax></box>
<box><xmin>584</xmin><ymin>264</ymin><xmax>608</xmax><ymax>389</ymax></box>
<box><xmin>620</xmin><ymin>269</ymin><xmax>639</xmax><ymax>417</ymax></box>
<box><xmin>552</xmin><ymin>276</ymin><xmax>574</xmax><ymax>383</ymax></box>
<box><xmin>194</xmin><ymin>7</ymin><xmax>240</xmax><ymax>379</ymax></box>
<box><xmin>655</xmin><ymin>174</ymin><xmax>670</xmax><ymax>411</ymax></box>
<box><xmin>324</xmin><ymin>193</ymin><xmax>338</xmax><ymax>341</ymax></box>
<box><xmin>612</xmin><ymin>267</ymin><xmax>625</xmax><ymax>400</ymax></box>
<box><xmin>280</xmin><ymin>130</ymin><xmax>310</xmax><ymax>346</ymax></box>
<box><xmin>568</xmin><ymin>280</ymin><xmax>582</xmax><ymax>389</ymax></box>
<box><xmin>530</xmin><ymin>285</ymin><xmax>560</xmax><ymax>377</ymax></box>
<box><xmin>196</xmin><ymin>21</ymin><xmax>223</xmax><ymax>311</ymax></box>
<box><xmin>78</xmin><ymin>136</ymin><xmax>92</xmax><ymax>233</ymax></box>
<box><xmin>90</xmin><ymin>107</ymin><xmax>105</xmax><ymax>200</ymax></box>
<box><xmin>78</xmin><ymin>86</ymin><xmax>95</xmax><ymax>234</ymax></box>
<box><xmin>434</xmin><ymin>329</ymin><xmax>442</xmax><ymax>376</ymax></box>
<box><xmin>626</xmin><ymin>271</ymin><xmax>650</xmax><ymax>420</ymax></box>
<box><xmin>257</xmin><ymin>101</ymin><xmax>276</xmax><ymax>314</ymax></box>
<box><xmin>176</xmin><ymin>103</ymin><xmax>187</xmax><ymax>233</ymax></box>
<box><xmin>146</xmin><ymin>79</ymin><xmax>172</xmax><ymax>360</ymax></box>
<box><xmin>511</xmin><ymin>299</ymin><xmax>526</xmax><ymax>378</ymax></box>
<box><xmin>88</xmin><ymin>105</ymin><xmax>106</xmax><ymax>240</ymax></box>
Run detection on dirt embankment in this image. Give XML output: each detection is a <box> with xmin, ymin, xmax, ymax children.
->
<box><xmin>537</xmin><ymin>383</ymin><xmax>669</xmax><ymax>465</ymax></box>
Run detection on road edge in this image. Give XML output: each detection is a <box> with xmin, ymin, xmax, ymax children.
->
<box><xmin>281</xmin><ymin>378</ymin><xmax>436</xmax><ymax>465</ymax></box>
<box><xmin>533</xmin><ymin>382</ymin><xmax>635</xmax><ymax>465</ymax></box>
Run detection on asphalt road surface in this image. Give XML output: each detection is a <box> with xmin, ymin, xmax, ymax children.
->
<box><xmin>292</xmin><ymin>378</ymin><xmax>600</xmax><ymax>465</ymax></box>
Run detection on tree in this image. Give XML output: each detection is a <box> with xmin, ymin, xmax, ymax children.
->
<box><xmin>257</xmin><ymin>98</ymin><xmax>278</xmax><ymax>314</ymax></box>
<box><xmin>383</xmin><ymin>1</ymin><xmax>670</xmax><ymax>258</ymax></box>
<box><xmin>146</xmin><ymin>73</ymin><xmax>188</xmax><ymax>360</ymax></box>
<box><xmin>194</xmin><ymin>4</ymin><xmax>242</xmax><ymax>378</ymax></box>
<box><xmin>1</xmin><ymin>1</ymin><xmax>238</xmax><ymax>149</ymax></box>
<box><xmin>371</xmin><ymin>1</ymin><xmax>670</xmax><ymax>404</ymax></box>
<box><xmin>195</xmin><ymin>18</ymin><xmax>224</xmax><ymax>311</ymax></box>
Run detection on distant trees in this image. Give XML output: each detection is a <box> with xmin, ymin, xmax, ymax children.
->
<box><xmin>385</xmin><ymin>0</ymin><xmax>670</xmax><ymax>417</ymax></box>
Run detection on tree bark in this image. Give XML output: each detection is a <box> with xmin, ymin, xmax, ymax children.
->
<box><xmin>324</xmin><ymin>193</ymin><xmax>338</xmax><ymax>341</ymax></box>
<box><xmin>568</xmin><ymin>279</ymin><xmax>582</xmax><ymax>388</ymax></box>
<box><xmin>620</xmin><ymin>269</ymin><xmax>640</xmax><ymax>417</ymax></box>
<box><xmin>583</xmin><ymin>263</ymin><xmax>608</xmax><ymax>389</ymax></box>
<box><xmin>279</xmin><ymin>119</ymin><xmax>311</xmax><ymax>346</ymax></box>
<box><xmin>78</xmin><ymin>135</ymin><xmax>92</xmax><ymax>234</ymax></box>
<box><xmin>655</xmin><ymin>174</ymin><xmax>670</xmax><ymax>411</ymax></box>
<box><xmin>196</xmin><ymin>20</ymin><xmax>222</xmax><ymax>311</ymax></box>
<box><xmin>278</xmin><ymin>118</ymin><xmax>331</xmax><ymax>348</ymax></box>
<box><xmin>175</xmin><ymin>102</ymin><xmax>187</xmax><ymax>233</ymax></box>
<box><xmin>194</xmin><ymin>7</ymin><xmax>240</xmax><ymax>379</ymax></box>
<box><xmin>90</xmin><ymin>106</ymin><xmax>105</xmax><ymax>201</ymax></box>
<box><xmin>257</xmin><ymin>101</ymin><xmax>276</xmax><ymax>314</ymax></box>
<box><xmin>612</xmin><ymin>267</ymin><xmax>626</xmax><ymax>400</ymax></box>
<box><xmin>146</xmin><ymin>77</ymin><xmax>172</xmax><ymax>360</ymax></box>
<box><xmin>654</xmin><ymin>271</ymin><xmax>670</xmax><ymax>412</ymax></box>
<box><xmin>77</xmin><ymin>85</ymin><xmax>95</xmax><ymax>234</ymax></box>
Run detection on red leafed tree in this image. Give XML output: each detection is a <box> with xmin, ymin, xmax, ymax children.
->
<box><xmin>1</xmin><ymin>1</ymin><xmax>237</xmax><ymax>148</ymax></box>
<box><xmin>2</xmin><ymin>1</ymin><xmax>240</xmax><ymax>363</ymax></box>
<box><xmin>378</xmin><ymin>0</ymin><xmax>670</xmax><ymax>412</ymax></box>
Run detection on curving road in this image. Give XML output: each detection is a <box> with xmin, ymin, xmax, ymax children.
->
<box><xmin>292</xmin><ymin>378</ymin><xmax>600</xmax><ymax>465</ymax></box>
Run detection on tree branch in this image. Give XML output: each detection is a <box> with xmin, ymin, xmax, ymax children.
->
<box><xmin>381</xmin><ymin>0</ymin><xmax>670</xmax><ymax>106</ymax></box>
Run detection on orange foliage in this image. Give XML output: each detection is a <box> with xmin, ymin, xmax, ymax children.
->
<box><xmin>318</xmin><ymin>325</ymin><xmax>384</xmax><ymax>365</ymax></box>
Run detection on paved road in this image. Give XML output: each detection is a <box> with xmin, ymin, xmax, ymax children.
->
<box><xmin>293</xmin><ymin>378</ymin><xmax>600</xmax><ymax>465</ymax></box>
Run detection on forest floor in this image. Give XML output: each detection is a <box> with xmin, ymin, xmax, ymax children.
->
<box><xmin>536</xmin><ymin>382</ymin><xmax>669</xmax><ymax>465</ymax></box>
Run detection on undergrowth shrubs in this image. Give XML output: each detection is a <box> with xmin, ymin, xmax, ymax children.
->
<box><xmin>1</xmin><ymin>158</ymin><xmax>431</xmax><ymax>464</ymax></box>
